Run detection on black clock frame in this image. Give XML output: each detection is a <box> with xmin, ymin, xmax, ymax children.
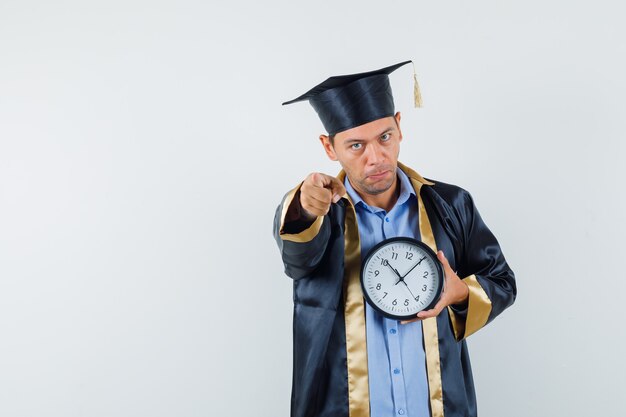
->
<box><xmin>360</xmin><ymin>237</ymin><xmax>444</xmax><ymax>321</ymax></box>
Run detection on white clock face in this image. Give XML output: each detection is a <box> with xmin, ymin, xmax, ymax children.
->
<box><xmin>361</xmin><ymin>238</ymin><xmax>444</xmax><ymax>320</ymax></box>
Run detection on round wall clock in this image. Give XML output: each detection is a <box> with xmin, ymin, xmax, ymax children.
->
<box><xmin>360</xmin><ymin>237</ymin><xmax>444</xmax><ymax>320</ymax></box>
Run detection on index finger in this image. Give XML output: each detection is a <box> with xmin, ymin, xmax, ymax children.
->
<box><xmin>327</xmin><ymin>177</ymin><xmax>346</xmax><ymax>202</ymax></box>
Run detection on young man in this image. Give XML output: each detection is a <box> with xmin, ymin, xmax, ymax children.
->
<box><xmin>273</xmin><ymin>61</ymin><xmax>516</xmax><ymax>417</ymax></box>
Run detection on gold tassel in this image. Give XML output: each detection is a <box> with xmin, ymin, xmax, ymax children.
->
<box><xmin>412</xmin><ymin>62</ymin><xmax>423</xmax><ymax>108</ymax></box>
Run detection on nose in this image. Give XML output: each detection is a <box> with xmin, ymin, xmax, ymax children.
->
<box><xmin>365</xmin><ymin>142</ymin><xmax>385</xmax><ymax>165</ymax></box>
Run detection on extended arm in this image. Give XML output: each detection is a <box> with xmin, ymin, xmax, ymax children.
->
<box><xmin>273</xmin><ymin>173</ymin><xmax>346</xmax><ymax>280</ymax></box>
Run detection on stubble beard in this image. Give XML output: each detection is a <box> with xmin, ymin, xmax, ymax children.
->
<box><xmin>354</xmin><ymin>172</ymin><xmax>395</xmax><ymax>196</ymax></box>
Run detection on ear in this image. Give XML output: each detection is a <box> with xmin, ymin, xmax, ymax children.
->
<box><xmin>319</xmin><ymin>134</ymin><xmax>338</xmax><ymax>161</ymax></box>
<box><xmin>394</xmin><ymin>112</ymin><xmax>403</xmax><ymax>143</ymax></box>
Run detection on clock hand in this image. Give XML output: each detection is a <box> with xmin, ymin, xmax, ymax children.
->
<box><xmin>402</xmin><ymin>256</ymin><xmax>427</xmax><ymax>279</ymax></box>
<box><xmin>382</xmin><ymin>259</ymin><xmax>404</xmax><ymax>285</ymax></box>
<box><xmin>401</xmin><ymin>281</ymin><xmax>418</xmax><ymax>300</ymax></box>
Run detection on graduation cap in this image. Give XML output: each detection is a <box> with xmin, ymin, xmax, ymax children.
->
<box><xmin>282</xmin><ymin>60</ymin><xmax>422</xmax><ymax>135</ymax></box>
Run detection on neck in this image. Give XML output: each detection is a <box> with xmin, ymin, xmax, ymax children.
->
<box><xmin>358</xmin><ymin>174</ymin><xmax>400</xmax><ymax>212</ymax></box>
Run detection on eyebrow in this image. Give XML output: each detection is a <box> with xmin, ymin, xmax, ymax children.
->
<box><xmin>343</xmin><ymin>127</ymin><xmax>395</xmax><ymax>144</ymax></box>
<box><xmin>378</xmin><ymin>127</ymin><xmax>395</xmax><ymax>137</ymax></box>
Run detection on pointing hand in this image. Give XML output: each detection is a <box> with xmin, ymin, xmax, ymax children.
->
<box><xmin>299</xmin><ymin>173</ymin><xmax>347</xmax><ymax>219</ymax></box>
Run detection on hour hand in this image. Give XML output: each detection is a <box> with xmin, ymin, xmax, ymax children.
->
<box><xmin>382</xmin><ymin>259</ymin><xmax>403</xmax><ymax>284</ymax></box>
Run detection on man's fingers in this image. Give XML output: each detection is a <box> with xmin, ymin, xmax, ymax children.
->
<box><xmin>328</xmin><ymin>177</ymin><xmax>346</xmax><ymax>203</ymax></box>
<box><xmin>301</xmin><ymin>177</ymin><xmax>334</xmax><ymax>216</ymax></box>
<box><xmin>416</xmin><ymin>310</ymin><xmax>436</xmax><ymax>319</ymax></box>
<box><xmin>300</xmin><ymin>193</ymin><xmax>332</xmax><ymax>216</ymax></box>
<box><xmin>302</xmin><ymin>183</ymin><xmax>333</xmax><ymax>204</ymax></box>
<box><xmin>309</xmin><ymin>173</ymin><xmax>345</xmax><ymax>198</ymax></box>
<box><xmin>400</xmin><ymin>317</ymin><xmax>423</xmax><ymax>325</ymax></box>
<box><xmin>302</xmin><ymin>172</ymin><xmax>345</xmax><ymax>212</ymax></box>
<box><xmin>437</xmin><ymin>250</ymin><xmax>454</xmax><ymax>276</ymax></box>
<box><xmin>402</xmin><ymin>303</ymin><xmax>443</xmax><ymax>323</ymax></box>
<box><xmin>309</xmin><ymin>172</ymin><xmax>336</xmax><ymax>189</ymax></box>
<box><xmin>301</xmin><ymin>186</ymin><xmax>332</xmax><ymax>211</ymax></box>
<box><xmin>401</xmin><ymin>254</ymin><xmax>457</xmax><ymax>321</ymax></box>
<box><xmin>301</xmin><ymin>198</ymin><xmax>328</xmax><ymax>215</ymax></box>
<box><xmin>308</xmin><ymin>172</ymin><xmax>328</xmax><ymax>188</ymax></box>
<box><xmin>417</xmin><ymin>306</ymin><xmax>442</xmax><ymax>320</ymax></box>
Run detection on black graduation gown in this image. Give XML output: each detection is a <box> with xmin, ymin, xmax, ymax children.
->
<box><xmin>273</xmin><ymin>162</ymin><xmax>516</xmax><ymax>417</ymax></box>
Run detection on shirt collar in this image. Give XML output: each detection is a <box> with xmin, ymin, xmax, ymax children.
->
<box><xmin>344</xmin><ymin>167</ymin><xmax>416</xmax><ymax>214</ymax></box>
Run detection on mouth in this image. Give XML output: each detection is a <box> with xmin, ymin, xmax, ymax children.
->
<box><xmin>367</xmin><ymin>170</ymin><xmax>391</xmax><ymax>181</ymax></box>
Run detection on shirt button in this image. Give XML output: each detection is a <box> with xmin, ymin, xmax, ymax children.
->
<box><xmin>385</xmin><ymin>217</ymin><xmax>390</xmax><ymax>222</ymax></box>
<box><xmin>393</xmin><ymin>368</ymin><xmax>401</xmax><ymax>375</ymax></box>
<box><xmin>398</xmin><ymin>409</ymin><xmax>405</xmax><ymax>415</ymax></box>
<box><xmin>389</xmin><ymin>328</ymin><xmax>397</xmax><ymax>334</ymax></box>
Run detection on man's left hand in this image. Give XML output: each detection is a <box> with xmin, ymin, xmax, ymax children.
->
<box><xmin>400</xmin><ymin>250</ymin><xmax>469</xmax><ymax>324</ymax></box>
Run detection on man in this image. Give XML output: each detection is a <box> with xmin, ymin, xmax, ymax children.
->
<box><xmin>273</xmin><ymin>60</ymin><xmax>516</xmax><ymax>417</ymax></box>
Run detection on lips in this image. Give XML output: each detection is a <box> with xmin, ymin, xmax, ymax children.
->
<box><xmin>367</xmin><ymin>170</ymin><xmax>390</xmax><ymax>180</ymax></box>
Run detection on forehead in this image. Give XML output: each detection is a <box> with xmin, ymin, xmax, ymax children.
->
<box><xmin>334</xmin><ymin>116</ymin><xmax>397</xmax><ymax>142</ymax></box>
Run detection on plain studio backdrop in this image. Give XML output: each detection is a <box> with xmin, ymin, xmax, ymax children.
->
<box><xmin>1</xmin><ymin>1</ymin><xmax>624</xmax><ymax>416</ymax></box>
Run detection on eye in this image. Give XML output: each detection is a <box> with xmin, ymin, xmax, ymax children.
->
<box><xmin>350</xmin><ymin>143</ymin><xmax>363</xmax><ymax>150</ymax></box>
<box><xmin>381</xmin><ymin>133</ymin><xmax>391</xmax><ymax>142</ymax></box>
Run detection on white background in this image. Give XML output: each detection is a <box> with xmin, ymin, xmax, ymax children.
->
<box><xmin>1</xmin><ymin>1</ymin><xmax>625</xmax><ymax>416</ymax></box>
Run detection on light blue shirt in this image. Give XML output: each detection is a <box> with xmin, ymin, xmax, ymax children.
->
<box><xmin>345</xmin><ymin>168</ymin><xmax>430</xmax><ymax>417</ymax></box>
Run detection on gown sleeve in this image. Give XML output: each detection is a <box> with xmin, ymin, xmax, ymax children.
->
<box><xmin>273</xmin><ymin>183</ymin><xmax>332</xmax><ymax>280</ymax></box>
<box><xmin>444</xmin><ymin>188</ymin><xmax>517</xmax><ymax>340</ymax></box>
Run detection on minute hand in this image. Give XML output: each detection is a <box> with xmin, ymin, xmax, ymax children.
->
<box><xmin>402</xmin><ymin>256</ymin><xmax>426</xmax><ymax>278</ymax></box>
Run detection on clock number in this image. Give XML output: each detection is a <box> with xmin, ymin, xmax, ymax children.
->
<box><xmin>392</xmin><ymin>299</ymin><xmax>398</xmax><ymax>306</ymax></box>
<box><xmin>422</xmin><ymin>284</ymin><xmax>427</xmax><ymax>291</ymax></box>
<box><xmin>414</xmin><ymin>295</ymin><xmax>420</xmax><ymax>302</ymax></box>
<box><xmin>404</xmin><ymin>299</ymin><xmax>409</xmax><ymax>306</ymax></box>
<box><xmin>405</xmin><ymin>252</ymin><xmax>413</xmax><ymax>260</ymax></box>
<box><xmin>381</xmin><ymin>259</ymin><xmax>388</xmax><ymax>266</ymax></box>
<box><xmin>423</xmin><ymin>271</ymin><xmax>429</xmax><ymax>278</ymax></box>
<box><xmin>374</xmin><ymin>270</ymin><xmax>380</xmax><ymax>276</ymax></box>
<box><xmin>391</xmin><ymin>252</ymin><xmax>398</xmax><ymax>260</ymax></box>
<box><xmin>382</xmin><ymin>292</ymin><xmax>388</xmax><ymax>298</ymax></box>
<box><xmin>376</xmin><ymin>283</ymin><xmax>382</xmax><ymax>290</ymax></box>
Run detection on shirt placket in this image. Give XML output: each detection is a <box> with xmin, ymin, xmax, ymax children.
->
<box><xmin>381</xmin><ymin>212</ymin><xmax>409</xmax><ymax>416</ymax></box>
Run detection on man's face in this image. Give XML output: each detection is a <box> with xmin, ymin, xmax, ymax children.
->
<box><xmin>320</xmin><ymin>112</ymin><xmax>403</xmax><ymax>197</ymax></box>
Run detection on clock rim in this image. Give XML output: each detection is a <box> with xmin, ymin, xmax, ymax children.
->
<box><xmin>360</xmin><ymin>236</ymin><xmax>444</xmax><ymax>321</ymax></box>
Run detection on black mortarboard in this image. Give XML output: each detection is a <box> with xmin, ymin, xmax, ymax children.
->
<box><xmin>282</xmin><ymin>60</ymin><xmax>420</xmax><ymax>135</ymax></box>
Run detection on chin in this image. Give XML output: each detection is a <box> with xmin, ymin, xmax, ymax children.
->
<box><xmin>363</xmin><ymin>179</ymin><xmax>394</xmax><ymax>195</ymax></box>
